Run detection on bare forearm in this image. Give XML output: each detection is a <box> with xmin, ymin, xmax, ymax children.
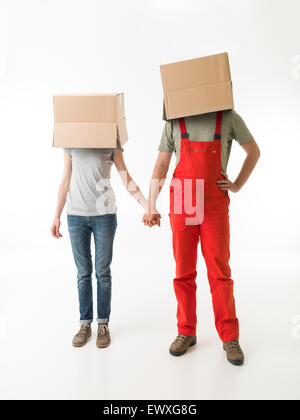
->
<box><xmin>234</xmin><ymin>150</ymin><xmax>260</xmax><ymax>190</ymax></box>
<box><xmin>128</xmin><ymin>179</ymin><xmax>148</xmax><ymax>211</ymax></box>
<box><xmin>54</xmin><ymin>183</ymin><xmax>69</xmax><ymax>219</ymax></box>
<box><xmin>147</xmin><ymin>163</ymin><xmax>169</xmax><ymax>214</ymax></box>
<box><xmin>113</xmin><ymin>151</ymin><xmax>148</xmax><ymax>211</ymax></box>
<box><xmin>51</xmin><ymin>152</ymin><xmax>72</xmax><ymax>237</ymax></box>
<box><xmin>120</xmin><ymin>172</ymin><xmax>147</xmax><ymax>211</ymax></box>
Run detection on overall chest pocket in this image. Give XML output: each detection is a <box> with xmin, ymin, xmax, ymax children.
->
<box><xmin>187</xmin><ymin>148</ymin><xmax>218</xmax><ymax>182</ymax></box>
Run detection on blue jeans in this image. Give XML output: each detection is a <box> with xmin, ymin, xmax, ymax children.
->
<box><xmin>67</xmin><ymin>214</ymin><xmax>117</xmax><ymax>324</ymax></box>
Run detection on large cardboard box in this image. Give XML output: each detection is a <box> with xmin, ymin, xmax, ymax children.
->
<box><xmin>160</xmin><ymin>52</ymin><xmax>234</xmax><ymax>120</ymax></box>
<box><xmin>53</xmin><ymin>94</ymin><xmax>128</xmax><ymax>148</ymax></box>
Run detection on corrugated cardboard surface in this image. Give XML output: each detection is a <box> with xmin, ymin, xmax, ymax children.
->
<box><xmin>160</xmin><ymin>52</ymin><xmax>234</xmax><ymax>120</ymax></box>
<box><xmin>53</xmin><ymin>94</ymin><xmax>128</xmax><ymax>148</ymax></box>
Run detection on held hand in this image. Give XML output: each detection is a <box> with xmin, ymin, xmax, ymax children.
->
<box><xmin>142</xmin><ymin>212</ymin><xmax>161</xmax><ymax>228</ymax></box>
<box><xmin>51</xmin><ymin>218</ymin><xmax>62</xmax><ymax>238</ymax></box>
<box><xmin>217</xmin><ymin>172</ymin><xmax>240</xmax><ymax>193</ymax></box>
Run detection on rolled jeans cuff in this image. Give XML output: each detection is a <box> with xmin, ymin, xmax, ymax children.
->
<box><xmin>80</xmin><ymin>319</ymin><xmax>93</xmax><ymax>325</ymax></box>
<box><xmin>97</xmin><ymin>318</ymin><xmax>109</xmax><ymax>324</ymax></box>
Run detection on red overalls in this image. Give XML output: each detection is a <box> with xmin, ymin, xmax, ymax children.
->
<box><xmin>169</xmin><ymin>112</ymin><xmax>239</xmax><ymax>343</ymax></box>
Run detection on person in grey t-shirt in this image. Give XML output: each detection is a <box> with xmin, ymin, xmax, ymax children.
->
<box><xmin>63</xmin><ymin>147</ymin><xmax>119</xmax><ymax>216</ymax></box>
<box><xmin>51</xmin><ymin>146</ymin><xmax>147</xmax><ymax>348</ymax></box>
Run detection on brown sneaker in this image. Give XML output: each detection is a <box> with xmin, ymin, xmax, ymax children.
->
<box><xmin>96</xmin><ymin>323</ymin><xmax>110</xmax><ymax>348</ymax></box>
<box><xmin>223</xmin><ymin>340</ymin><xmax>244</xmax><ymax>366</ymax></box>
<box><xmin>72</xmin><ymin>324</ymin><xmax>92</xmax><ymax>347</ymax></box>
<box><xmin>169</xmin><ymin>334</ymin><xmax>197</xmax><ymax>357</ymax></box>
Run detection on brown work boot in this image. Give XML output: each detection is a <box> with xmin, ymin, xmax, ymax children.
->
<box><xmin>223</xmin><ymin>340</ymin><xmax>244</xmax><ymax>366</ymax></box>
<box><xmin>169</xmin><ymin>334</ymin><xmax>197</xmax><ymax>357</ymax></box>
<box><xmin>72</xmin><ymin>324</ymin><xmax>92</xmax><ymax>347</ymax></box>
<box><xmin>96</xmin><ymin>323</ymin><xmax>110</xmax><ymax>348</ymax></box>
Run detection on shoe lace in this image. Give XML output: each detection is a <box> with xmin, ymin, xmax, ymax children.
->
<box><xmin>98</xmin><ymin>324</ymin><xmax>108</xmax><ymax>336</ymax></box>
<box><xmin>174</xmin><ymin>334</ymin><xmax>190</xmax><ymax>345</ymax></box>
<box><xmin>226</xmin><ymin>341</ymin><xmax>241</xmax><ymax>354</ymax></box>
<box><xmin>78</xmin><ymin>324</ymin><xmax>89</xmax><ymax>336</ymax></box>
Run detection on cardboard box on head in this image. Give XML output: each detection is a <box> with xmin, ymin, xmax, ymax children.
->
<box><xmin>160</xmin><ymin>52</ymin><xmax>234</xmax><ymax>120</ymax></box>
<box><xmin>53</xmin><ymin>94</ymin><xmax>128</xmax><ymax>148</ymax></box>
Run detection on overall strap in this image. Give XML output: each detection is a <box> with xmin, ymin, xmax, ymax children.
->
<box><xmin>178</xmin><ymin>118</ymin><xmax>189</xmax><ymax>139</ymax></box>
<box><xmin>214</xmin><ymin>111</ymin><xmax>223</xmax><ymax>141</ymax></box>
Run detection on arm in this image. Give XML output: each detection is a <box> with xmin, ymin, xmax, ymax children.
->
<box><xmin>113</xmin><ymin>150</ymin><xmax>147</xmax><ymax>211</ymax></box>
<box><xmin>143</xmin><ymin>151</ymin><xmax>172</xmax><ymax>227</ymax></box>
<box><xmin>217</xmin><ymin>139</ymin><xmax>261</xmax><ymax>192</ymax></box>
<box><xmin>51</xmin><ymin>151</ymin><xmax>72</xmax><ymax>238</ymax></box>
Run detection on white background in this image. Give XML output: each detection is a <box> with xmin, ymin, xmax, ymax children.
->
<box><xmin>0</xmin><ymin>0</ymin><xmax>299</xmax><ymax>400</ymax></box>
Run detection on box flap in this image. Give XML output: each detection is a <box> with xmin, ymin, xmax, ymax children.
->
<box><xmin>53</xmin><ymin>122</ymin><xmax>117</xmax><ymax>148</ymax></box>
<box><xmin>117</xmin><ymin>117</ymin><xmax>128</xmax><ymax>146</ymax></box>
<box><xmin>162</xmin><ymin>102</ymin><xmax>167</xmax><ymax>121</ymax></box>
<box><xmin>164</xmin><ymin>81</ymin><xmax>234</xmax><ymax>120</ymax></box>
<box><xmin>116</xmin><ymin>93</ymin><xmax>125</xmax><ymax>121</ymax></box>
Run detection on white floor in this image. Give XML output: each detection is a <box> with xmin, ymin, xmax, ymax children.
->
<box><xmin>0</xmin><ymin>215</ymin><xmax>299</xmax><ymax>400</ymax></box>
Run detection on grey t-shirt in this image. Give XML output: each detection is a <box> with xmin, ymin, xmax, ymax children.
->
<box><xmin>64</xmin><ymin>147</ymin><xmax>120</xmax><ymax>216</ymax></box>
<box><xmin>159</xmin><ymin>110</ymin><xmax>253</xmax><ymax>172</ymax></box>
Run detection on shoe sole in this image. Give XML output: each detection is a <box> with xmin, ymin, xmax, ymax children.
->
<box><xmin>169</xmin><ymin>337</ymin><xmax>197</xmax><ymax>357</ymax></box>
<box><xmin>96</xmin><ymin>341</ymin><xmax>110</xmax><ymax>349</ymax></box>
<box><xmin>227</xmin><ymin>357</ymin><xmax>244</xmax><ymax>366</ymax></box>
<box><xmin>72</xmin><ymin>332</ymin><xmax>92</xmax><ymax>347</ymax></box>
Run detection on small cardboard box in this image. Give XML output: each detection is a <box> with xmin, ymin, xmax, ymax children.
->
<box><xmin>53</xmin><ymin>94</ymin><xmax>128</xmax><ymax>148</ymax></box>
<box><xmin>160</xmin><ymin>52</ymin><xmax>234</xmax><ymax>120</ymax></box>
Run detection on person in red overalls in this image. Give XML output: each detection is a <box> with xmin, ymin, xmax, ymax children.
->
<box><xmin>143</xmin><ymin>110</ymin><xmax>260</xmax><ymax>366</ymax></box>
